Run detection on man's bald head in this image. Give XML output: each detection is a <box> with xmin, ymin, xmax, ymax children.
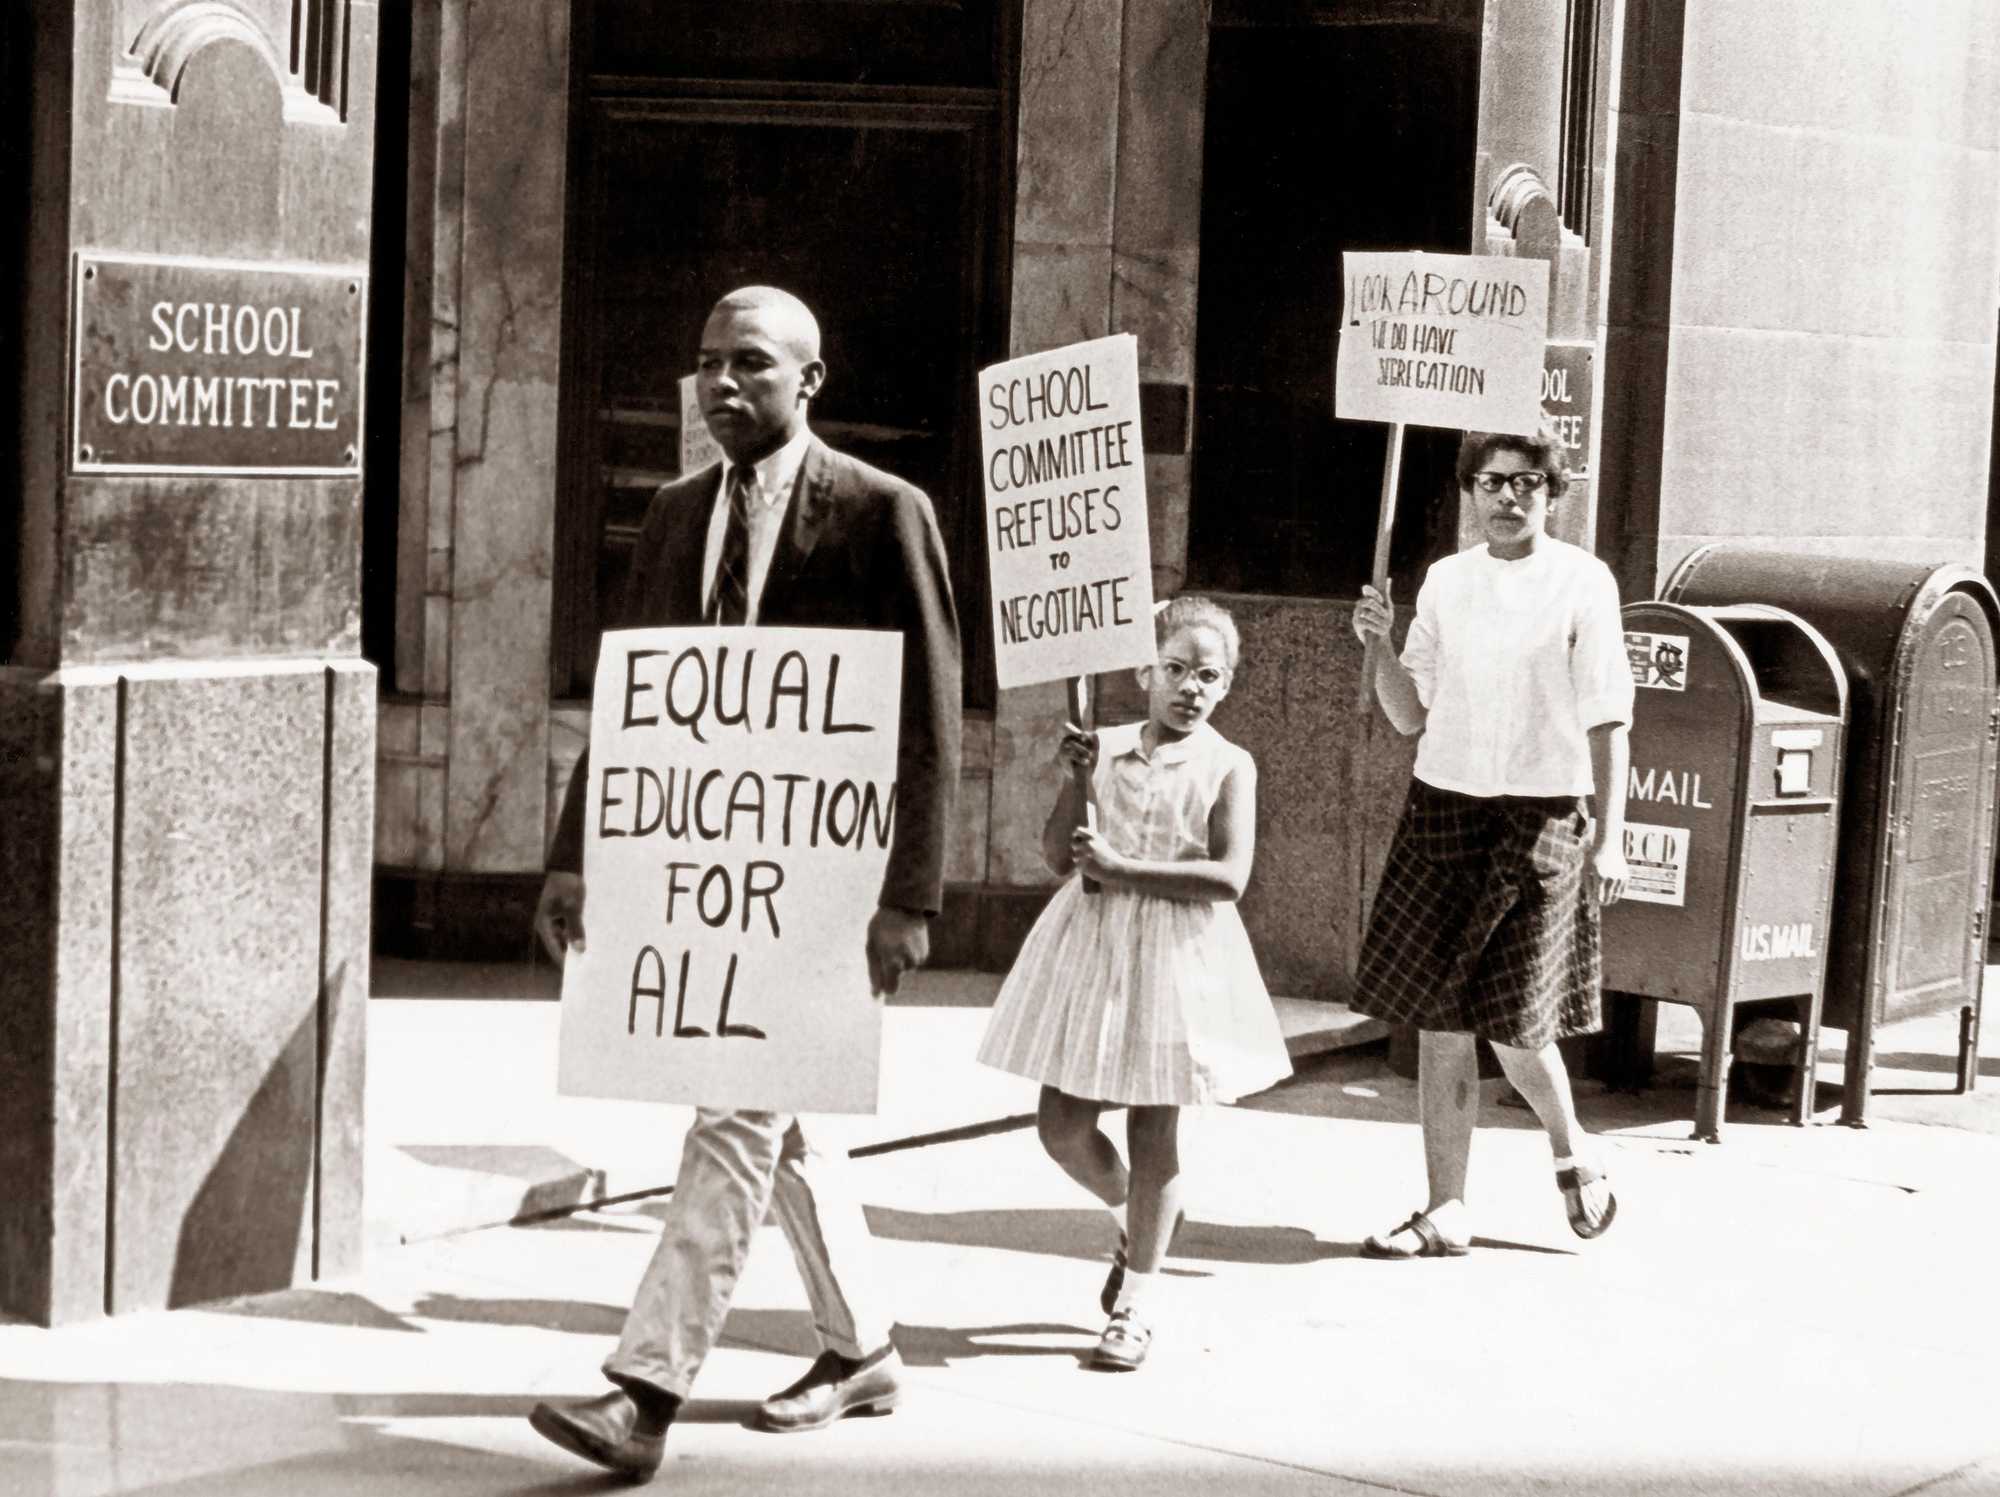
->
<box><xmin>709</xmin><ymin>286</ymin><xmax>821</xmax><ymax>364</ymax></box>
<box><xmin>697</xmin><ymin>286</ymin><xmax>827</xmax><ymax>463</ymax></box>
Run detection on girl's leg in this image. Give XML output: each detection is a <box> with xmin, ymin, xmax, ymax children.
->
<box><xmin>1492</xmin><ymin>1040</ymin><xmax>1613</xmax><ymax>1230</ymax></box>
<box><xmin>1036</xmin><ymin>1087</ymin><xmax>1130</xmax><ymax>1211</ymax></box>
<box><xmin>1091</xmin><ymin>1106</ymin><xmax>1181</xmax><ymax>1368</ymax></box>
<box><xmin>1123</xmin><ymin>1106</ymin><xmax>1183</xmax><ymax>1275</ymax></box>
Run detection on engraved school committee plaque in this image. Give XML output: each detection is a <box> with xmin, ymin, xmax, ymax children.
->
<box><xmin>72</xmin><ymin>252</ymin><xmax>368</xmax><ymax>476</ymax></box>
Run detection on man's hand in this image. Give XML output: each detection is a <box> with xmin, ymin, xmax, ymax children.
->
<box><xmin>534</xmin><ymin>871</ymin><xmax>587</xmax><ymax>966</ymax></box>
<box><xmin>866</xmin><ymin>906</ymin><xmax>929</xmax><ymax>998</ymax></box>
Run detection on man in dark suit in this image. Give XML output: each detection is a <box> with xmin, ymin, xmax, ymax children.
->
<box><xmin>528</xmin><ymin>286</ymin><xmax>961</xmax><ymax>1480</ymax></box>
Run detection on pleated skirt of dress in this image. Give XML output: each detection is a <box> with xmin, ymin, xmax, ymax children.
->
<box><xmin>977</xmin><ymin>877</ymin><xmax>1293</xmax><ymax>1107</ymax></box>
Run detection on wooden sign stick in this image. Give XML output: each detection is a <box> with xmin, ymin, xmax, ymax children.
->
<box><xmin>1356</xmin><ymin>421</ymin><xmax>1405</xmax><ymax>711</ymax></box>
<box><xmin>1066</xmin><ymin>675</ymin><xmax>1101</xmax><ymax>894</ymax></box>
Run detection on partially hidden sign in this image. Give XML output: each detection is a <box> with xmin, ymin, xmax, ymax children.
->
<box><xmin>1335</xmin><ymin>252</ymin><xmax>1549</xmax><ymax>436</ymax></box>
<box><xmin>72</xmin><ymin>251</ymin><xmax>367</xmax><ymax>476</ymax></box>
<box><xmin>678</xmin><ymin>373</ymin><xmax>722</xmax><ymax>475</ymax></box>
<box><xmin>558</xmin><ymin>627</ymin><xmax>902</xmax><ymax>1114</ymax></box>
<box><xmin>978</xmin><ymin>333</ymin><xmax>1156</xmax><ymax>690</ymax></box>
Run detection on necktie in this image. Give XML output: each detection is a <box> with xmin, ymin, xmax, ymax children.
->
<box><xmin>710</xmin><ymin>464</ymin><xmax>754</xmax><ymax>625</ymax></box>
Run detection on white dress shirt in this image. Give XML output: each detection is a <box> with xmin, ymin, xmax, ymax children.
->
<box><xmin>700</xmin><ymin>425</ymin><xmax>812</xmax><ymax>624</ymax></box>
<box><xmin>1401</xmin><ymin>538</ymin><xmax>1634</xmax><ymax>798</ymax></box>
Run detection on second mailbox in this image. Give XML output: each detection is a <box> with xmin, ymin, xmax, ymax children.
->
<box><xmin>1602</xmin><ymin>602</ymin><xmax>1848</xmax><ymax>1142</ymax></box>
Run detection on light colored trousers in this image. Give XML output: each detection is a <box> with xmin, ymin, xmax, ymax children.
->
<box><xmin>605</xmin><ymin>1107</ymin><xmax>891</xmax><ymax>1398</ymax></box>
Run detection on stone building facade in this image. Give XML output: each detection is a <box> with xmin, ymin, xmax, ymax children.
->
<box><xmin>363</xmin><ymin>0</ymin><xmax>2000</xmax><ymax>997</ymax></box>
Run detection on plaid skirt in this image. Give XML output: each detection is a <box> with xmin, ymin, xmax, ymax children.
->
<box><xmin>1352</xmin><ymin>779</ymin><xmax>1602</xmax><ymax>1049</ymax></box>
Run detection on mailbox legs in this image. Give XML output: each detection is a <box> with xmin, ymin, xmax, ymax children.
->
<box><xmin>1789</xmin><ymin>993</ymin><xmax>1822</xmax><ymax>1128</ymax></box>
<box><xmin>1957</xmin><ymin>1004</ymin><xmax>1980</xmax><ymax>1095</ymax></box>
<box><xmin>1695</xmin><ymin>1002</ymin><xmax>1734</xmax><ymax>1144</ymax></box>
<box><xmin>1839</xmin><ymin>1015</ymin><xmax>1876</xmax><ymax>1129</ymax></box>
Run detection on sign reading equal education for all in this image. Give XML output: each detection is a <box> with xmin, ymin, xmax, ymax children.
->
<box><xmin>1335</xmin><ymin>252</ymin><xmax>1549</xmax><ymax>436</ymax></box>
<box><xmin>978</xmin><ymin>333</ymin><xmax>1156</xmax><ymax>690</ymax></box>
<box><xmin>557</xmin><ymin>627</ymin><xmax>902</xmax><ymax>1115</ymax></box>
<box><xmin>72</xmin><ymin>251</ymin><xmax>368</xmax><ymax>476</ymax></box>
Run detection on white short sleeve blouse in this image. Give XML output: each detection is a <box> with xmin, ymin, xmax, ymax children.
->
<box><xmin>1399</xmin><ymin>538</ymin><xmax>1634</xmax><ymax>798</ymax></box>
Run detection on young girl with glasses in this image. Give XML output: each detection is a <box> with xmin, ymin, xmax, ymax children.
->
<box><xmin>1348</xmin><ymin>424</ymin><xmax>1633</xmax><ymax>1258</ymax></box>
<box><xmin>978</xmin><ymin>595</ymin><xmax>1292</xmax><ymax>1370</ymax></box>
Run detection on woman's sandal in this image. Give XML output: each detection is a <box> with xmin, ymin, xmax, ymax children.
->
<box><xmin>1360</xmin><ymin>1209</ymin><xmax>1470</xmax><ymax>1259</ymax></box>
<box><xmin>1557</xmin><ymin>1163</ymin><xmax>1618</xmax><ymax>1239</ymax></box>
<box><xmin>1090</xmin><ymin>1308</ymin><xmax>1152</xmax><ymax>1371</ymax></box>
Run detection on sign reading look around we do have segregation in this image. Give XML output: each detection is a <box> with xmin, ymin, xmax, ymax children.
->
<box><xmin>978</xmin><ymin>334</ymin><xmax>1156</xmax><ymax>689</ymax></box>
<box><xmin>1335</xmin><ymin>251</ymin><xmax>1549</xmax><ymax>436</ymax></box>
<box><xmin>558</xmin><ymin>628</ymin><xmax>903</xmax><ymax>1115</ymax></box>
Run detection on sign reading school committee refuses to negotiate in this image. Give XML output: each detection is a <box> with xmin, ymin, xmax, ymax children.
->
<box><xmin>1334</xmin><ymin>252</ymin><xmax>1549</xmax><ymax>436</ymax></box>
<box><xmin>558</xmin><ymin>627</ymin><xmax>903</xmax><ymax>1115</ymax></box>
<box><xmin>979</xmin><ymin>333</ymin><xmax>1156</xmax><ymax>690</ymax></box>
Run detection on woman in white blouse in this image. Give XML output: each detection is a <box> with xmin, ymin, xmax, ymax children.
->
<box><xmin>1349</xmin><ymin>426</ymin><xmax>1633</xmax><ymax>1258</ymax></box>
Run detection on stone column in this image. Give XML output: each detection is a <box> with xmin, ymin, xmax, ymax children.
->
<box><xmin>0</xmin><ymin>1</ymin><xmax>379</xmax><ymax>1325</ymax></box>
<box><xmin>988</xmin><ymin>0</ymin><xmax>1212</xmax><ymax>955</ymax></box>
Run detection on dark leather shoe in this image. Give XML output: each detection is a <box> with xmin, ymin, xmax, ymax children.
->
<box><xmin>528</xmin><ymin>1389</ymin><xmax>668</xmax><ymax>1480</ymax></box>
<box><xmin>756</xmin><ymin>1347</ymin><xmax>903</xmax><ymax>1432</ymax></box>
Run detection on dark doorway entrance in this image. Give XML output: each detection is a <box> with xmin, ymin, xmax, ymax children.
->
<box><xmin>1188</xmin><ymin>16</ymin><xmax>1481</xmax><ymax>600</ymax></box>
<box><xmin>552</xmin><ymin>1</ymin><xmax>1018</xmax><ymax>703</ymax></box>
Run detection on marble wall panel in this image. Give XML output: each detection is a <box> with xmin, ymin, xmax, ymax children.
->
<box><xmin>988</xmin><ymin>679</ymin><xmax>1073</xmax><ymax>887</ymax></box>
<box><xmin>1681</xmin><ymin>0</ymin><xmax>2000</xmax><ymax>149</ymax></box>
<box><xmin>112</xmin><ymin>663</ymin><xmax>328</xmax><ymax>1312</ymax></box>
<box><xmin>444</xmin><ymin>0</ymin><xmax>569</xmax><ymax>873</ymax></box>
<box><xmin>1671</xmin><ymin>114</ymin><xmax>2000</xmax><ymax>343</ymax></box>
<box><xmin>1009</xmin><ymin>241</ymin><xmax>1115</xmax><ymax>358</ymax></box>
<box><xmin>544</xmin><ymin>704</ymin><xmax>590</xmax><ymax>858</ymax></box>
<box><xmin>949</xmin><ymin>758</ymin><xmax>994</xmax><ymax>888</ymax></box>
<box><xmin>1479</xmin><ymin>0</ymin><xmax>1568</xmax><ymax>181</ymax></box>
<box><xmin>0</xmin><ymin>668</ymin><xmax>119</xmax><ymax>1326</ymax></box>
<box><xmin>1659</xmin><ymin>327</ymin><xmax>1990</xmax><ymax>562</ymax></box>
<box><xmin>395</xmin><ymin>0</ymin><xmax>444</xmax><ymax>695</ymax></box>
<box><xmin>319</xmin><ymin>661</ymin><xmax>375</xmax><ymax>1280</ymax></box>
<box><xmin>1015</xmin><ymin>0</ymin><xmax>1123</xmax><ymax>248</ymax></box>
<box><xmin>1201</xmin><ymin>596</ymin><xmax>1416</xmax><ymax>999</ymax></box>
<box><xmin>1145</xmin><ymin>455</ymin><xmax>1191</xmax><ymax>599</ymax></box>
<box><xmin>1110</xmin><ymin>248</ymin><xmax>1200</xmax><ymax>387</ymax></box>
<box><xmin>1110</xmin><ymin>0</ymin><xmax>1206</xmax><ymax>272</ymax></box>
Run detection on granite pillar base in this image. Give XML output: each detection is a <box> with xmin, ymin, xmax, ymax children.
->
<box><xmin>0</xmin><ymin>659</ymin><xmax>373</xmax><ymax>1325</ymax></box>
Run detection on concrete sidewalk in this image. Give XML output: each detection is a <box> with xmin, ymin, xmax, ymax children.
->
<box><xmin>3</xmin><ymin>961</ymin><xmax>1999</xmax><ymax>1496</ymax></box>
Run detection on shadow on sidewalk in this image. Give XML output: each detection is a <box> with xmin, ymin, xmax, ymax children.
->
<box><xmin>717</xmin><ymin>1305</ymin><xmax>1095</xmax><ymax>1370</ymax></box>
<box><xmin>862</xmin><ymin>1204</ymin><xmax>1342</xmax><ymax>1267</ymax></box>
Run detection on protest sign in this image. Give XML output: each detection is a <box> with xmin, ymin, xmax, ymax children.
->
<box><xmin>557</xmin><ymin>626</ymin><xmax>902</xmax><ymax>1114</ymax></box>
<box><xmin>978</xmin><ymin>333</ymin><xmax>1155</xmax><ymax>691</ymax></box>
<box><xmin>678</xmin><ymin>373</ymin><xmax>722</xmax><ymax>474</ymax></box>
<box><xmin>1336</xmin><ymin>252</ymin><xmax>1550</xmax><ymax>708</ymax></box>
<box><xmin>1334</xmin><ymin>251</ymin><xmax>1549</xmax><ymax>436</ymax></box>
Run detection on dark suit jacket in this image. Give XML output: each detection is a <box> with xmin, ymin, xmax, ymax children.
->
<box><xmin>550</xmin><ymin>434</ymin><xmax>963</xmax><ymax>916</ymax></box>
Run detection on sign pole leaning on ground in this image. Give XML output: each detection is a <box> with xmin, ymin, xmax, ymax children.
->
<box><xmin>1335</xmin><ymin>251</ymin><xmax>1550</xmax><ymax>707</ymax></box>
<box><xmin>978</xmin><ymin>333</ymin><xmax>1157</xmax><ymax>889</ymax></box>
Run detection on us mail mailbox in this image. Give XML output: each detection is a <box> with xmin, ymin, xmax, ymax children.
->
<box><xmin>1663</xmin><ymin>549</ymin><xmax>1999</xmax><ymax>1125</ymax></box>
<box><xmin>1602</xmin><ymin>603</ymin><xmax>1847</xmax><ymax>1142</ymax></box>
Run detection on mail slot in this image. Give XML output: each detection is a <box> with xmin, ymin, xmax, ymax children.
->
<box><xmin>1602</xmin><ymin>602</ymin><xmax>1848</xmax><ymax>1142</ymax></box>
<box><xmin>1663</xmin><ymin>549</ymin><xmax>2000</xmax><ymax>1125</ymax></box>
